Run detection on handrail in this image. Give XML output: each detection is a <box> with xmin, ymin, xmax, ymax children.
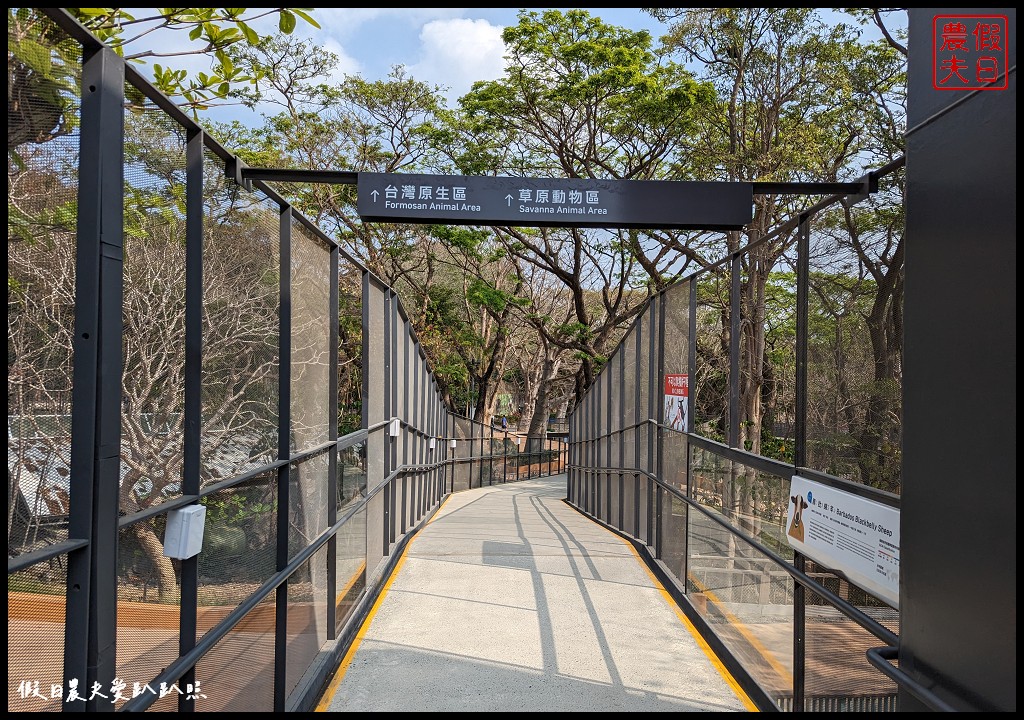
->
<box><xmin>574</xmin><ymin>417</ymin><xmax>899</xmax><ymax>509</ymax></box>
<box><xmin>8</xmin><ymin>539</ymin><xmax>90</xmax><ymax>573</ymax></box>
<box><xmin>118</xmin><ymin>494</ymin><xmax>378</xmax><ymax>712</ymax></box>
<box><xmin>117</xmin><ymin>440</ymin><xmax>566</xmax><ymax>711</ymax></box>
<box><xmin>866</xmin><ymin>646</ymin><xmax>957</xmax><ymax>712</ymax></box>
<box><xmin>568</xmin><ymin>463</ymin><xmax>898</xmax><ymax>647</ymax></box>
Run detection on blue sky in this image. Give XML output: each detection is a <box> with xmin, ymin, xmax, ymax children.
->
<box><xmin>193</xmin><ymin>8</ymin><xmax>669</xmax><ymax>124</ymax></box>
<box><xmin>125</xmin><ymin>8</ymin><xmax>892</xmax><ymax>127</ymax></box>
<box><xmin>303</xmin><ymin>7</ymin><xmax>667</xmax><ymax>101</ymax></box>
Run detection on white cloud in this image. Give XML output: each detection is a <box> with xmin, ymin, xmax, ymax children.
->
<box><xmin>409</xmin><ymin>18</ymin><xmax>507</xmax><ymax>104</ymax></box>
<box><xmin>319</xmin><ymin>38</ymin><xmax>362</xmax><ymax>82</ymax></box>
<box><xmin>308</xmin><ymin>7</ymin><xmax>466</xmax><ymax>40</ymax></box>
<box><xmin>115</xmin><ymin>9</ymin><xmax>510</xmax><ymax>121</ymax></box>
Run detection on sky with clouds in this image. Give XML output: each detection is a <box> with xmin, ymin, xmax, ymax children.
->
<box><xmin>125</xmin><ymin>8</ymin><xmax>667</xmax><ymax>125</ymax></box>
<box><xmin>122</xmin><ymin>8</ymin><xmax>888</xmax><ymax>127</ymax></box>
<box><xmin>296</xmin><ymin>8</ymin><xmax>665</xmax><ymax>105</ymax></box>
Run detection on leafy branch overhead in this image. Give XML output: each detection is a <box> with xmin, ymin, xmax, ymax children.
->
<box><xmin>69</xmin><ymin>7</ymin><xmax>320</xmax><ymax>113</ymax></box>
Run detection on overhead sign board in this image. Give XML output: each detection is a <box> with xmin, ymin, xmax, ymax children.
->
<box><xmin>357</xmin><ymin>173</ymin><xmax>753</xmax><ymax>230</ymax></box>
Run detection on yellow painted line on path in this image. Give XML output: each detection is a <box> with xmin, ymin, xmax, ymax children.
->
<box><xmin>576</xmin><ymin>508</ymin><xmax>760</xmax><ymax>712</ymax></box>
<box><xmin>316</xmin><ymin>496</ymin><xmax>452</xmax><ymax>711</ymax></box>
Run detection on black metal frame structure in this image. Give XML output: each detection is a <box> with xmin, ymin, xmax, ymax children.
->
<box><xmin>7</xmin><ymin>9</ymin><xmax>565</xmax><ymax>713</ymax></box>
<box><xmin>565</xmin><ymin>157</ymin><xmax>935</xmax><ymax>712</ymax></box>
<box><xmin>12</xmin><ymin>7</ymin><xmax>1001</xmax><ymax>716</ymax></box>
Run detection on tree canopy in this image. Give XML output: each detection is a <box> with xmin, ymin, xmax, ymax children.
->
<box><xmin>8</xmin><ymin>8</ymin><xmax>908</xmax><ymax>507</ymax></box>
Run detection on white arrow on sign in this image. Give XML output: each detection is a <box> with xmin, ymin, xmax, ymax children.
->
<box><xmin>371</xmin><ymin>190</ymin><xmax>379</xmax><ymax>202</ymax></box>
<box><xmin>505</xmin><ymin>194</ymin><xmax>513</xmax><ymax>207</ymax></box>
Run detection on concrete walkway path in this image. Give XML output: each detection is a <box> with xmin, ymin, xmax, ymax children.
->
<box><xmin>320</xmin><ymin>475</ymin><xmax>754</xmax><ymax>712</ymax></box>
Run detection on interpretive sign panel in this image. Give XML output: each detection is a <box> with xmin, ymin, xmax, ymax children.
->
<box><xmin>786</xmin><ymin>475</ymin><xmax>901</xmax><ymax>608</ymax></box>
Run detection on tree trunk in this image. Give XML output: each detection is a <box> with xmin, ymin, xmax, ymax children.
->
<box><xmin>855</xmin><ymin>286</ymin><xmax>902</xmax><ymax>492</ymax></box>
<box><xmin>132</xmin><ymin>521</ymin><xmax>179</xmax><ymax>602</ymax></box>
<box><xmin>575</xmin><ymin>356</ymin><xmax>595</xmax><ymax>404</ymax></box>
<box><xmin>739</xmin><ymin>263</ymin><xmax>768</xmax><ymax>457</ymax></box>
<box><xmin>520</xmin><ymin>356</ymin><xmax>543</xmax><ymax>433</ymax></box>
<box><xmin>526</xmin><ymin>353</ymin><xmax>554</xmax><ymax>453</ymax></box>
<box><xmin>735</xmin><ymin>251</ymin><xmax>773</xmax><ymax>539</ymax></box>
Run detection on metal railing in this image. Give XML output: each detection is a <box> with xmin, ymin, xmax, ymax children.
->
<box><xmin>567</xmin><ymin>157</ymin><xmax>916</xmax><ymax>711</ymax></box>
<box><xmin>6</xmin><ymin>9</ymin><xmax>564</xmax><ymax>713</ymax></box>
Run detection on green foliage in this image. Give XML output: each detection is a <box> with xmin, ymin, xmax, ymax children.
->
<box><xmin>68</xmin><ymin>8</ymin><xmax>319</xmax><ymax>114</ymax></box>
<box><xmin>556</xmin><ymin>322</ymin><xmax>594</xmax><ymax>343</ymax></box>
<box><xmin>466</xmin><ymin>278</ymin><xmax>526</xmax><ymax>315</ymax></box>
<box><xmin>430</xmin><ymin>225</ymin><xmax>488</xmax><ymax>259</ymax></box>
<box><xmin>458</xmin><ymin>9</ymin><xmax>714</xmax><ymax>180</ymax></box>
<box><xmin>759</xmin><ymin>428</ymin><xmax>794</xmax><ymax>465</ymax></box>
<box><xmin>8</xmin><ymin>198</ymin><xmax>77</xmax><ymax>244</ymax></box>
<box><xmin>8</xmin><ymin>9</ymin><xmax>82</xmax><ymax>157</ymax></box>
<box><xmin>203</xmin><ymin>489</ymin><xmax>275</xmax><ymax>525</ymax></box>
<box><xmin>6</xmin><ymin>6</ymin><xmax>910</xmax><ymax>506</ymax></box>
<box><xmin>422</xmin><ymin>284</ymin><xmax>464</xmax><ymax>333</ymax></box>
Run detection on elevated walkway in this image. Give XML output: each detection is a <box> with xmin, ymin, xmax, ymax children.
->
<box><xmin>318</xmin><ymin>476</ymin><xmax>754</xmax><ymax>712</ymax></box>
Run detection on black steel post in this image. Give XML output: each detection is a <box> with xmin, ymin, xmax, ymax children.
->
<box><xmin>526</xmin><ymin>427</ymin><xmax>531</xmax><ymax>480</ymax></box>
<box><xmin>389</xmin><ymin>296</ymin><xmax>398</xmax><ymax>543</ymax></box>
<box><xmin>274</xmin><ymin>206</ymin><xmax>292</xmax><ymax>713</ymax></box>
<box><xmin>595</xmin><ymin>374</ymin><xmax>600</xmax><ymax>513</ymax></box>
<box><xmin>635</xmin><ymin>315</ymin><xmax>642</xmax><ymax>537</ymax></box>
<box><xmin>684</xmin><ymin>279</ymin><xmax>697</xmax><ymax>588</ymax></box>
<box><xmin>591</xmin><ymin>378</ymin><xmax>597</xmax><ymax>508</ymax></box>
<box><xmin>688</xmin><ymin>279</ymin><xmax>697</xmax><ymax>438</ymax></box>
<box><xmin>178</xmin><ymin>126</ymin><xmax>204</xmax><ymax>712</ymax></box>
<box><xmin>655</xmin><ymin>288</ymin><xmax>667</xmax><ymax>558</ymax></box>
<box><xmin>410</xmin><ymin>352</ymin><xmax>417</xmax><ymax>521</ymax></box>
<box><xmin>613</xmin><ymin>350</ymin><xmax>619</xmax><ymax>524</ymax></box>
<box><xmin>402</xmin><ymin>323</ymin><xmax>410</xmax><ymax>535</ymax></box>
<box><xmin>795</xmin><ymin>216</ymin><xmax>810</xmax><ymax>473</ymax></box>
<box><xmin>419</xmin><ymin>364</ymin><xmax>425</xmax><ymax>516</ymax></box>
<box><xmin>729</xmin><ymin>256</ymin><xmax>741</xmax><ymax>448</ymax></box>
<box><xmin>471</xmin><ymin>419</ymin><xmax>478</xmax><ymax>487</ymax></box>
<box><xmin>69</xmin><ymin>45</ymin><xmax>125</xmax><ymax>713</ymax></box>
<box><xmin>382</xmin><ymin>291</ymin><xmax>392</xmax><ymax>554</ymax></box>
<box><xmin>583</xmin><ymin>392</ymin><xmax>589</xmax><ymax>508</ymax></box>
<box><xmin>647</xmin><ymin>297</ymin><xmax>657</xmax><ymax>544</ymax></box>
<box><xmin>435</xmin><ymin>385</ymin><xmax>441</xmax><ymax>500</ymax></box>
<box><xmin>361</xmin><ymin>272</ymin><xmax>370</xmax><ymax>438</ymax></box>
<box><xmin>432</xmin><ymin>382</ymin><xmax>438</xmax><ymax>501</ymax></box>
<box><xmin>581</xmin><ymin>387</ymin><xmax>586</xmax><ymax>505</ymax></box>
<box><xmin>792</xmin><ymin>214</ymin><xmax>811</xmax><ymax>711</ymax></box>
<box><xmin>327</xmin><ymin>243</ymin><xmax>339</xmax><ymax>640</ymax></box>
<box><xmin>444</xmin><ymin>413</ymin><xmax>450</xmax><ymax>495</ymax></box>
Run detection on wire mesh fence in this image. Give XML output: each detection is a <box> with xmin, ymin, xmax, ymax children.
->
<box><xmin>567</xmin><ymin>159</ymin><xmax>905</xmax><ymax>710</ymax></box>
<box><xmin>7</xmin><ymin>9</ymin><xmax>566</xmax><ymax>713</ymax></box>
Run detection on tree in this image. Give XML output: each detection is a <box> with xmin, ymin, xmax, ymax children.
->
<box><xmin>651</xmin><ymin>8</ymin><xmax>869</xmax><ymax>460</ymax></box>
<box><xmin>450</xmin><ymin>9</ymin><xmax>717</xmax><ymax>403</ymax></box>
<box><xmin>71</xmin><ymin>7</ymin><xmax>319</xmax><ymax>113</ymax></box>
<box><xmin>8</xmin><ymin>109</ymin><xmax>289</xmax><ymax>597</ymax></box>
<box><xmin>843</xmin><ymin>8</ymin><xmax>908</xmax><ymax>57</ymax></box>
<box><xmin>509</xmin><ymin>262</ymin><xmax>579</xmax><ymax>441</ymax></box>
<box><xmin>640</xmin><ymin>8</ymin><xmax>910</xmax><ymax>547</ymax></box>
<box><xmin>7</xmin><ymin>9</ymin><xmax>80</xmax><ymax>153</ymax></box>
<box><xmin>8</xmin><ymin>7</ymin><xmax>319</xmax><ymax>184</ymax></box>
<box><xmin>806</xmin><ymin>28</ymin><xmax>906</xmax><ymax>492</ymax></box>
<box><xmin>422</xmin><ymin>226</ymin><xmax>528</xmax><ymax>422</ymax></box>
<box><xmin>224</xmin><ymin>39</ymin><xmax>528</xmax><ymax>422</ymax></box>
